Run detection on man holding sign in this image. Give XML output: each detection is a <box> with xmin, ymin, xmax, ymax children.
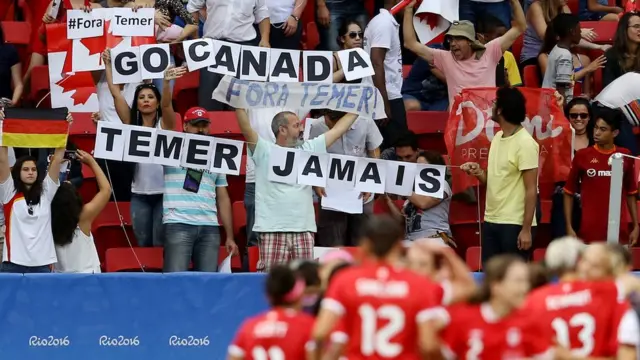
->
<box><xmin>235</xmin><ymin>108</ymin><xmax>357</xmax><ymax>272</ymax></box>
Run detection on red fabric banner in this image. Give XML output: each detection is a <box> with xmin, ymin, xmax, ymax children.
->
<box><xmin>444</xmin><ymin>87</ymin><xmax>573</xmax><ymax>195</ymax></box>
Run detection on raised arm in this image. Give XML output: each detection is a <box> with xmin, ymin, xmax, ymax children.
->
<box><xmin>403</xmin><ymin>2</ymin><xmax>434</xmax><ymax>64</ymax></box>
<box><xmin>0</xmin><ymin>110</ymin><xmax>8</xmax><ymax>183</ymax></box>
<box><xmin>77</xmin><ymin>150</ymin><xmax>111</xmax><ymax>234</ymax></box>
<box><xmin>48</xmin><ymin>113</ymin><xmax>73</xmax><ymax>183</ymax></box>
<box><xmin>160</xmin><ymin>66</ymin><xmax>186</xmax><ymax>130</ymax></box>
<box><xmin>499</xmin><ymin>0</ymin><xmax>526</xmax><ymax>52</ymax></box>
<box><xmin>168</xmin><ymin>2</ymin><xmax>198</xmax><ymax>42</ymax></box>
<box><xmin>323</xmin><ymin>113</ymin><xmax>358</xmax><ymax>148</ymax></box>
<box><xmin>102</xmin><ymin>49</ymin><xmax>133</xmax><ymax>124</ymax></box>
<box><xmin>235</xmin><ymin>109</ymin><xmax>259</xmax><ymax>152</ymax></box>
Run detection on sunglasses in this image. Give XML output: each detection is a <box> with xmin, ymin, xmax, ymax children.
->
<box><xmin>347</xmin><ymin>31</ymin><xmax>363</xmax><ymax>39</ymax></box>
<box><xmin>569</xmin><ymin>113</ymin><xmax>589</xmax><ymax>120</ymax></box>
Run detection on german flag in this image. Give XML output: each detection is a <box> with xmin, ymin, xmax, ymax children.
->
<box><xmin>2</xmin><ymin>108</ymin><xmax>69</xmax><ymax>148</ymax></box>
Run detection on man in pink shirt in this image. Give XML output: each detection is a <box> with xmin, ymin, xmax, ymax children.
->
<box><xmin>402</xmin><ymin>0</ymin><xmax>526</xmax><ymax>108</ymax></box>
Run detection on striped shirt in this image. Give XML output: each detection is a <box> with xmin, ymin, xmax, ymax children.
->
<box><xmin>162</xmin><ymin>167</ymin><xmax>228</xmax><ymax>226</ymax></box>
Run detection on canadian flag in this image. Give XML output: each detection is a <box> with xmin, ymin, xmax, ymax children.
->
<box><xmin>413</xmin><ymin>0</ymin><xmax>459</xmax><ymax>44</ymax></box>
<box><xmin>45</xmin><ymin>9</ymin><xmax>156</xmax><ymax>111</ymax></box>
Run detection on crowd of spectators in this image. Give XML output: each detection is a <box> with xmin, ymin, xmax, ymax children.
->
<box><xmin>0</xmin><ymin>0</ymin><xmax>638</xmax><ymax>273</ymax></box>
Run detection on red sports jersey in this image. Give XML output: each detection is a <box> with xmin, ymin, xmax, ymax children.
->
<box><xmin>563</xmin><ymin>145</ymin><xmax>637</xmax><ymax>242</ymax></box>
<box><xmin>229</xmin><ymin>308</ymin><xmax>315</xmax><ymax>359</ymax></box>
<box><xmin>322</xmin><ymin>262</ymin><xmax>445</xmax><ymax>360</ymax></box>
<box><xmin>439</xmin><ymin>303</ymin><xmax>553</xmax><ymax>359</ymax></box>
<box><xmin>524</xmin><ymin>280</ymin><xmax>627</xmax><ymax>357</ymax></box>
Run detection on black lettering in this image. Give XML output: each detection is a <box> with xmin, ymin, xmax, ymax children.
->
<box><xmin>114</xmin><ymin>51</ymin><xmax>138</xmax><ymax>76</ymax></box>
<box><xmin>101</xmin><ymin>127</ymin><xmax>122</xmax><ymax>152</ymax></box>
<box><xmin>214</xmin><ymin>45</ymin><xmax>236</xmax><ymax>73</ymax></box>
<box><xmin>142</xmin><ymin>47</ymin><xmax>169</xmax><ymax>73</ymax></box>
<box><xmin>359</xmin><ymin>162</ymin><xmax>381</xmax><ymax>184</ymax></box>
<box><xmin>329</xmin><ymin>158</ymin><xmax>355</xmax><ymax>181</ymax></box>
<box><xmin>301</xmin><ymin>155</ymin><xmax>323</xmax><ymax>177</ymax></box>
<box><xmin>347</xmin><ymin>50</ymin><xmax>369</xmax><ymax>72</ymax></box>
<box><xmin>212</xmin><ymin>143</ymin><xmax>239</xmax><ymax>171</ymax></box>
<box><xmin>128</xmin><ymin>130</ymin><xmax>152</xmax><ymax>157</ymax></box>
<box><xmin>241</xmin><ymin>49</ymin><xmax>268</xmax><ymax>78</ymax></box>
<box><xmin>153</xmin><ymin>134</ymin><xmax>183</xmax><ymax>159</ymax></box>
<box><xmin>272</xmin><ymin>150</ymin><xmax>295</xmax><ymax>177</ymax></box>
<box><xmin>395</xmin><ymin>165</ymin><xmax>405</xmax><ymax>186</ymax></box>
<box><xmin>271</xmin><ymin>52</ymin><xmax>297</xmax><ymax>79</ymax></box>
<box><xmin>418</xmin><ymin>168</ymin><xmax>441</xmax><ymax>194</ymax></box>
<box><xmin>185</xmin><ymin>139</ymin><xmax>212</xmax><ymax>166</ymax></box>
<box><xmin>188</xmin><ymin>40</ymin><xmax>210</xmax><ymax>63</ymax></box>
<box><xmin>306</xmin><ymin>55</ymin><xmax>331</xmax><ymax>82</ymax></box>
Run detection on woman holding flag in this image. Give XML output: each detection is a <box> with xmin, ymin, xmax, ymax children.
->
<box><xmin>0</xmin><ymin>109</ymin><xmax>72</xmax><ymax>273</ymax></box>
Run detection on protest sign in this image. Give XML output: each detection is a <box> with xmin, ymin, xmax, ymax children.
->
<box><xmin>444</xmin><ymin>87</ymin><xmax>573</xmax><ymax>194</ymax></box>
<box><xmin>213</xmin><ymin>76</ymin><xmax>387</xmax><ymax>120</ymax></box>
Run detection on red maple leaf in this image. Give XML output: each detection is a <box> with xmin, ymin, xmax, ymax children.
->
<box><xmin>105</xmin><ymin>20</ymin><xmax>125</xmax><ymax>49</ymax></box>
<box><xmin>416</xmin><ymin>12</ymin><xmax>439</xmax><ymax>31</ymax></box>
<box><xmin>80</xmin><ymin>35</ymin><xmax>107</xmax><ymax>66</ymax></box>
<box><xmin>55</xmin><ymin>72</ymin><xmax>96</xmax><ymax>106</ymax></box>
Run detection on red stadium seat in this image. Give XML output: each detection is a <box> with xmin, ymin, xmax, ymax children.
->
<box><xmin>218</xmin><ymin>246</ymin><xmax>242</xmax><ymax>270</ymax></box>
<box><xmin>79</xmin><ymin>163</ymin><xmax>98</xmax><ymax>204</ymax></box>
<box><xmin>30</xmin><ymin>65</ymin><xmax>51</xmax><ymax>108</ymax></box>
<box><xmin>567</xmin><ymin>0</ymin><xmax>579</xmax><ymax>13</ymax></box>
<box><xmin>105</xmin><ymin>247</ymin><xmax>163</xmax><ymax>272</ymax></box>
<box><xmin>208</xmin><ymin>111</ymin><xmax>244</xmax><ymax>141</ymax></box>
<box><xmin>402</xmin><ymin>65</ymin><xmax>412</xmax><ymax>79</ymax></box>
<box><xmin>511</xmin><ymin>35</ymin><xmax>524</xmax><ymax>64</ymax></box>
<box><xmin>523</xmin><ymin>65</ymin><xmax>540</xmax><ymax>88</ymax></box>
<box><xmin>247</xmin><ymin>246</ymin><xmax>259</xmax><ymax>272</ymax></box>
<box><xmin>407</xmin><ymin>111</ymin><xmax>448</xmax><ymax>153</ymax></box>
<box><xmin>69</xmin><ymin>112</ymin><xmax>97</xmax><ymax>152</ymax></box>
<box><xmin>305</xmin><ymin>22</ymin><xmax>320</xmax><ymax>50</ymax></box>
<box><xmin>1</xmin><ymin>21</ymin><xmax>31</xmax><ymax>45</ymax></box>
<box><xmin>581</xmin><ymin>21</ymin><xmax>616</xmax><ymax>44</ymax></box>
<box><xmin>172</xmin><ymin>70</ymin><xmax>199</xmax><ymax>116</ymax></box>
<box><xmin>92</xmin><ymin>202</ymin><xmax>136</xmax><ymax>269</ymax></box>
<box><xmin>372</xmin><ymin>197</ymin><xmax>403</xmax><ymax>214</ymax></box>
<box><xmin>533</xmin><ymin>248</ymin><xmax>546</xmax><ymax>262</ymax></box>
<box><xmin>465</xmin><ymin>246</ymin><xmax>481</xmax><ymax>271</ymax></box>
<box><xmin>232</xmin><ymin>201</ymin><xmax>247</xmax><ymax>245</ymax></box>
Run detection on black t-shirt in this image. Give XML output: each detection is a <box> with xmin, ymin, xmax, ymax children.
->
<box><xmin>0</xmin><ymin>44</ymin><xmax>19</xmax><ymax>100</ymax></box>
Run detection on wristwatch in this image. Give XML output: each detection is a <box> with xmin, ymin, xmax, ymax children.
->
<box><xmin>290</xmin><ymin>15</ymin><xmax>299</xmax><ymax>21</ymax></box>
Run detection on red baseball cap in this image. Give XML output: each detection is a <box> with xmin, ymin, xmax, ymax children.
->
<box><xmin>183</xmin><ymin>107</ymin><xmax>210</xmax><ymax>125</ymax></box>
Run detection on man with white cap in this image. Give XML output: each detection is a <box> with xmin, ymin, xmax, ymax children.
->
<box><xmin>402</xmin><ymin>0</ymin><xmax>526</xmax><ymax>108</ymax></box>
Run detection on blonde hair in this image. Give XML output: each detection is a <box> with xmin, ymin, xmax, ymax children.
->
<box><xmin>539</xmin><ymin>0</ymin><xmax>566</xmax><ymax>23</ymax></box>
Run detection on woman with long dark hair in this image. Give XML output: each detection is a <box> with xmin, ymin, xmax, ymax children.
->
<box><xmin>332</xmin><ymin>19</ymin><xmax>364</xmax><ymax>84</ymax></box>
<box><xmin>0</xmin><ymin>25</ymin><xmax>23</xmax><ymax>106</ymax></box>
<box><xmin>603</xmin><ymin>12</ymin><xmax>640</xmax><ymax>87</ymax></box>
<box><xmin>52</xmin><ymin>150</ymin><xmax>111</xmax><ymax>273</ymax></box>
<box><xmin>0</xmin><ymin>110</ymin><xmax>70</xmax><ymax>273</ymax></box>
<box><xmin>227</xmin><ymin>265</ymin><xmax>315</xmax><ymax>360</ymax></box>
<box><xmin>103</xmin><ymin>49</ymin><xmax>184</xmax><ymax>247</ymax></box>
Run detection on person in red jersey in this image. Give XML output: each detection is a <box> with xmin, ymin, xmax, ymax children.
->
<box><xmin>311</xmin><ymin>215</ymin><xmax>447</xmax><ymax>360</ymax></box>
<box><xmin>563</xmin><ymin>106</ymin><xmax>639</xmax><ymax>244</ymax></box>
<box><xmin>227</xmin><ymin>265</ymin><xmax>315</xmax><ymax>360</ymax></box>
<box><xmin>430</xmin><ymin>255</ymin><xmax>554</xmax><ymax>360</ymax></box>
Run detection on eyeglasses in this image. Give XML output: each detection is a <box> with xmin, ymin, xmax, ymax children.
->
<box><xmin>569</xmin><ymin>113</ymin><xmax>589</xmax><ymax>120</ymax></box>
<box><xmin>347</xmin><ymin>31</ymin><xmax>363</xmax><ymax>39</ymax></box>
<box><xmin>629</xmin><ymin>24</ymin><xmax>640</xmax><ymax>30</ymax></box>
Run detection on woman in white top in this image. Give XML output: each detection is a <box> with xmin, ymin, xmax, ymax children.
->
<box><xmin>0</xmin><ymin>110</ymin><xmax>69</xmax><ymax>273</ymax></box>
<box><xmin>102</xmin><ymin>49</ymin><xmax>183</xmax><ymax>247</ymax></box>
<box><xmin>52</xmin><ymin>150</ymin><xmax>111</xmax><ymax>273</ymax></box>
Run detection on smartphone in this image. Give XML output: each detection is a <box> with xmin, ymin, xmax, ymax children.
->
<box><xmin>183</xmin><ymin>169</ymin><xmax>204</xmax><ymax>193</ymax></box>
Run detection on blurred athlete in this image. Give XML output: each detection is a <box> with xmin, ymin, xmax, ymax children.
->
<box><xmin>311</xmin><ymin>215</ymin><xmax>446</xmax><ymax>360</ymax></box>
<box><xmin>228</xmin><ymin>265</ymin><xmax>315</xmax><ymax>360</ymax></box>
<box><xmin>433</xmin><ymin>255</ymin><xmax>554</xmax><ymax>359</ymax></box>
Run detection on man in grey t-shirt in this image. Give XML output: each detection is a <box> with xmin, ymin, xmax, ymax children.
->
<box><xmin>541</xmin><ymin>14</ymin><xmax>582</xmax><ymax>104</ymax></box>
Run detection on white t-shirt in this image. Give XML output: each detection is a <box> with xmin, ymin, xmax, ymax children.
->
<box><xmin>131</xmin><ymin>121</ymin><xmax>165</xmax><ymax>194</ymax></box>
<box><xmin>596</xmin><ymin>72</ymin><xmax>640</xmax><ymax>127</ymax></box>
<box><xmin>0</xmin><ymin>175</ymin><xmax>59</xmax><ymax>266</ymax></box>
<box><xmin>363</xmin><ymin>9</ymin><xmax>403</xmax><ymax>100</ymax></box>
<box><xmin>96</xmin><ymin>72</ymin><xmax>139</xmax><ymax>123</ymax></box>
<box><xmin>266</xmin><ymin>0</ymin><xmax>295</xmax><ymax>24</ymax></box>
<box><xmin>252</xmin><ymin>135</ymin><xmax>326</xmax><ymax>232</ymax></box>
<box><xmin>54</xmin><ymin>228</ymin><xmax>101</xmax><ymax>273</ymax></box>
<box><xmin>245</xmin><ymin>108</ymin><xmax>309</xmax><ymax>183</ymax></box>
